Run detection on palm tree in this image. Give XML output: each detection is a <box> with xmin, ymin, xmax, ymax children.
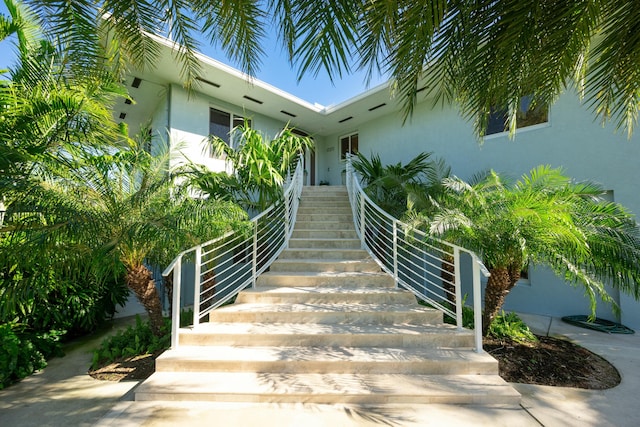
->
<box><xmin>0</xmin><ymin>2</ymin><xmax>128</xmax><ymax>197</ymax></box>
<box><xmin>13</xmin><ymin>1</ymin><xmax>640</xmax><ymax>136</ymax></box>
<box><xmin>417</xmin><ymin>166</ymin><xmax>640</xmax><ymax>335</ymax></box>
<box><xmin>351</xmin><ymin>151</ymin><xmax>446</xmax><ymax>218</ymax></box>
<box><xmin>9</xmin><ymin>136</ymin><xmax>249</xmax><ymax>336</ymax></box>
<box><xmin>187</xmin><ymin>123</ymin><xmax>313</xmax><ymax>212</ymax></box>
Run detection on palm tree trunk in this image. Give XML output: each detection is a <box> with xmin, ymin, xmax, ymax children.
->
<box><xmin>126</xmin><ymin>264</ymin><xmax>165</xmax><ymax>337</ymax></box>
<box><xmin>482</xmin><ymin>266</ymin><xmax>521</xmax><ymax>335</ymax></box>
<box><xmin>441</xmin><ymin>253</ymin><xmax>456</xmax><ymax>304</ymax></box>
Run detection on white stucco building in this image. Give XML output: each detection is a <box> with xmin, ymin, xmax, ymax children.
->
<box><xmin>118</xmin><ymin>34</ymin><xmax>640</xmax><ymax>330</ymax></box>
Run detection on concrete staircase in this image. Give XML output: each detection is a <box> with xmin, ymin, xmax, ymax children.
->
<box><xmin>135</xmin><ymin>186</ymin><xmax>520</xmax><ymax>405</ymax></box>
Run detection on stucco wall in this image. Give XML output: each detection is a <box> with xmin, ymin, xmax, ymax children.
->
<box><xmin>318</xmin><ymin>92</ymin><xmax>640</xmax><ymax>328</ymax></box>
<box><xmin>167</xmin><ymin>84</ymin><xmax>290</xmax><ymax>172</ymax></box>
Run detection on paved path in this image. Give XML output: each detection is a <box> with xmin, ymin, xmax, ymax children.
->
<box><xmin>1</xmin><ymin>313</ymin><xmax>638</xmax><ymax>426</ymax></box>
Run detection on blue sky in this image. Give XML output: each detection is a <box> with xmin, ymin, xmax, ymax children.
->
<box><xmin>0</xmin><ymin>3</ymin><xmax>386</xmax><ymax>106</ymax></box>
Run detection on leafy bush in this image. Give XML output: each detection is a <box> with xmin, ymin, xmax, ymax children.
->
<box><xmin>91</xmin><ymin>315</ymin><xmax>170</xmax><ymax>370</ymax></box>
<box><xmin>0</xmin><ymin>323</ymin><xmax>64</xmax><ymax>389</ymax></box>
<box><xmin>488</xmin><ymin>311</ymin><xmax>538</xmax><ymax>343</ymax></box>
<box><xmin>0</xmin><ymin>243</ymin><xmax>129</xmax><ymax>336</ymax></box>
<box><xmin>419</xmin><ymin>295</ymin><xmax>475</xmax><ymax>328</ymax></box>
<box><xmin>419</xmin><ymin>298</ymin><xmax>537</xmax><ymax>343</ymax></box>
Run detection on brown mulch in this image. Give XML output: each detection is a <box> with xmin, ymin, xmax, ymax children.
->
<box><xmin>89</xmin><ymin>336</ymin><xmax>621</xmax><ymax>390</ymax></box>
<box><xmin>88</xmin><ymin>351</ymin><xmax>161</xmax><ymax>381</ymax></box>
<box><xmin>484</xmin><ymin>335</ymin><xmax>621</xmax><ymax>389</ymax></box>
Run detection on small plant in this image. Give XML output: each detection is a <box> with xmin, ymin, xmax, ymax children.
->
<box><xmin>420</xmin><ymin>295</ymin><xmax>475</xmax><ymax>328</ymax></box>
<box><xmin>91</xmin><ymin>315</ymin><xmax>170</xmax><ymax>370</ymax></box>
<box><xmin>488</xmin><ymin>311</ymin><xmax>538</xmax><ymax>343</ymax></box>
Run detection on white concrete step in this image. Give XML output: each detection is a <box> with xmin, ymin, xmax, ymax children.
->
<box><xmin>155</xmin><ymin>345</ymin><xmax>497</xmax><ymax>375</ymax></box>
<box><xmin>135</xmin><ymin>372</ymin><xmax>519</xmax><ymax>404</ymax></box>
<box><xmin>207</xmin><ymin>302</ymin><xmax>443</xmax><ymax>324</ymax></box>
<box><xmin>278</xmin><ymin>248</ymin><xmax>370</xmax><ymax>259</ymax></box>
<box><xmin>288</xmin><ymin>238</ymin><xmax>361</xmax><ymax>249</ymax></box>
<box><xmin>256</xmin><ymin>272</ymin><xmax>394</xmax><ymax>287</ymax></box>
<box><xmin>178</xmin><ymin>322</ymin><xmax>475</xmax><ymax>348</ymax></box>
<box><xmin>269</xmin><ymin>258</ymin><xmax>378</xmax><ymax>273</ymax></box>
<box><xmin>296</xmin><ymin>213</ymin><xmax>354</xmax><ymax>222</ymax></box>
<box><xmin>237</xmin><ymin>286</ymin><xmax>412</xmax><ymax>304</ymax></box>
<box><xmin>294</xmin><ymin>221</ymin><xmax>355</xmax><ymax>230</ymax></box>
<box><xmin>297</xmin><ymin>206</ymin><xmax>352</xmax><ymax>214</ymax></box>
<box><xmin>290</xmin><ymin>229</ymin><xmax>359</xmax><ymax>239</ymax></box>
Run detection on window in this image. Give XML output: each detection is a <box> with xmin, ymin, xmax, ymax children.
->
<box><xmin>340</xmin><ymin>133</ymin><xmax>359</xmax><ymax>159</ymax></box>
<box><xmin>209</xmin><ymin>108</ymin><xmax>250</xmax><ymax>155</ymax></box>
<box><xmin>486</xmin><ymin>95</ymin><xmax>548</xmax><ymax>136</ymax></box>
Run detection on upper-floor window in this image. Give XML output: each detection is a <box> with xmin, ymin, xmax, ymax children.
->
<box><xmin>209</xmin><ymin>107</ymin><xmax>250</xmax><ymax>155</ymax></box>
<box><xmin>486</xmin><ymin>95</ymin><xmax>548</xmax><ymax>136</ymax></box>
<box><xmin>340</xmin><ymin>133</ymin><xmax>359</xmax><ymax>160</ymax></box>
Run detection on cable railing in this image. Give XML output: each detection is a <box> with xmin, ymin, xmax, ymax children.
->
<box><xmin>345</xmin><ymin>155</ymin><xmax>489</xmax><ymax>353</ymax></box>
<box><xmin>163</xmin><ymin>156</ymin><xmax>304</xmax><ymax>349</ymax></box>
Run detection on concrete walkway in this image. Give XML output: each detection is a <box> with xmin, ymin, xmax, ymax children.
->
<box><xmin>1</xmin><ymin>313</ymin><xmax>638</xmax><ymax>426</ymax></box>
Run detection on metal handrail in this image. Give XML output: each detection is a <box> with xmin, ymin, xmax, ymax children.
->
<box><xmin>345</xmin><ymin>155</ymin><xmax>489</xmax><ymax>353</ymax></box>
<box><xmin>163</xmin><ymin>156</ymin><xmax>304</xmax><ymax>348</ymax></box>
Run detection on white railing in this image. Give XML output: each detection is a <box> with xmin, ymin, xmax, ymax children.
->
<box><xmin>345</xmin><ymin>155</ymin><xmax>490</xmax><ymax>353</ymax></box>
<box><xmin>163</xmin><ymin>156</ymin><xmax>304</xmax><ymax>348</ymax></box>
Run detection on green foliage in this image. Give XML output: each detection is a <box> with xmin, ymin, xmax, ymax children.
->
<box><xmin>0</xmin><ymin>234</ymin><xmax>129</xmax><ymax>335</ymax></box>
<box><xmin>417</xmin><ymin>165</ymin><xmax>640</xmax><ymax>333</ymax></box>
<box><xmin>91</xmin><ymin>315</ymin><xmax>170</xmax><ymax>370</ymax></box>
<box><xmin>440</xmin><ymin>297</ymin><xmax>475</xmax><ymax>330</ymax></box>
<box><xmin>488</xmin><ymin>311</ymin><xmax>538</xmax><ymax>344</ymax></box>
<box><xmin>351</xmin><ymin>151</ymin><xmax>450</xmax><ymax>218</ymax></box>
<box><xmin>429</xmin><ymin>300</ymin><xmax>536</xmax><ymax>344</ymax></box>
<box><xmin>0</xmin><ymin>322</ymin><xmax>64</xmax><ymax>389</ymax></box>
<box><xmin>188</xmin><ymin>123</ymin><xmax>314</xmax><ymax>212</ymax></box>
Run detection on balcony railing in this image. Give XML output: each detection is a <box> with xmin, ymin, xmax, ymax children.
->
<box><xmin>345</xmin><ymin>155</ymin><xmax>489</xmax><ymax>353</ymax></box>
<box><xmin>163</xmin><ymin>156</ymin><xmax>304</xmax><ymax>349</ymax></box>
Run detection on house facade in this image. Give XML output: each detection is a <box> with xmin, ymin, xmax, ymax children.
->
<box><xmin>119</xmin><ymin>34</ymin><xmax>640</xmax><ymax>330</ymax></box>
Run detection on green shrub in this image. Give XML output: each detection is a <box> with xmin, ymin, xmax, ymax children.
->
<box><xmin>0</xmin><ymin>323</ymin><xmax>64</xmax><ymax>389</ymax></box>
<box><xmin>0</xmin><ymin>245</ymin><xmax>129</xmax><ymax>336</ymax></box>
<box><xmin>91</xmin><ymin>315</ymin><xmax>170</xmax><ymax>370</ymax></box>
<box><xmin>488</xmin><ymin>311</ymin><xmax>537</xmax><ymax>343</ymax></box>
<box><xmin>420</xmin><ymin>295</ymin><xmax>475</xmax><ymax>328</ymax></box>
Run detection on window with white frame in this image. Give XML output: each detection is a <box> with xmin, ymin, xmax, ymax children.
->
<box><xmin>209</xmin><ymin>107</ymin><xmax>250</xmax><ymax>155</ymax></box>
<box><xmin>486</xmin><ymin>95</ymin><xmax>548</xmax><ymax>136</ymax></box>
<box><xmin>340</xmin><ymin>133</ymin><xmax>359</xmax><ymax>160</ymax></box>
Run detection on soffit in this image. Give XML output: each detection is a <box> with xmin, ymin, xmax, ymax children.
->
<box><xmin>115</xmin><ymin>33</ymin><xmax>419</xmax><ymax>138</ymax></box>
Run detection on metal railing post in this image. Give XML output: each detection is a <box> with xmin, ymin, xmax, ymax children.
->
<box><xmin>171</xmin><ymin>260</ymin><xmax>181</xmax><ymax>349</ymax></box>
<box><xmin>359</xmin><ymin>193</ymin><xmax>366</xmax><ymax>249</ymax></box>
<box><xmin>454</xmin><ymin>247</ymin><xmax>462</xmax><ymax>330</ymax></box>
<box><xmin>284</xmin><ymin>188</ymin><xmax>291</xmax><ymax>248</ymax></box>
<box><xmin>193</xmin><ymin>247</ymin><xmax>202</xmax><ymax>327</ymax></box>
<box><xmin>252</xmin><ymin>222</ymin><xmax>258</xmax><ymax>288</ymax></box>
<box><xmin>392</xmin><ymin>220</ymin><xmax>399</xmax><ymax>288</ymax></box>
<box><xmin>472</xmin><ymin>258</ymin><xmax>483</xmax><ymax>353</ymax></box>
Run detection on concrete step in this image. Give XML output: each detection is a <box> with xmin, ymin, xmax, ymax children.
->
<box><xmin>279</xmin><ymin>248</ymin><xmax>370</xmax><ymax>260</ymax></box>
<box><xmin>290</xmin><ymin>229</ymin><xmax>359</xmax><ymax>239</ymax></box>
<box><xmin>178</xmin><ymin>322</ymin><xmax>475</xmax><ymax>348</ymax></box>
<box><xmin>155</xmin><ymin>345</ymin><xmax>497</xmax><ymax>375</ymax></box>
<box><xmin>256</xmin><ymin>271</ymin><xmax>393</xmax><ymax>287</ymax></box>
<box><xmin>288</xmin><ymin>238</ymin><xmax>361</xmax><ymax>249</ymax></box>
<box><xmin>294</xmin><ymin>221</ymin><xmax>354</xmax><ymax>231</ymax></box>
<box><xmin>297</xmin><ymin>206</ymin><xmax>352</xmax><ymax>215</ymax></box>
<box><xmin>207</xmin><ymin>302</ymin><xmax>443</xmax><ymax>324</ymax></box>
<box><xmin>296</xmin><ymin>213</ymin><xmax>354</xmax><ymax>223</ymax></box>
<box><xmin>237</xmin><ymin>285</ymin><xmax>411</xmax><ymax>304</ymax></box>
<box><xmin>135</xmin><ymin>372</ymin><xmax>520</xmax><ymax>404</ymax></box>
<box><xmin>269</xmin><ymin>258</ymin><xmax>378</xmax><ymax>273</ymax></box>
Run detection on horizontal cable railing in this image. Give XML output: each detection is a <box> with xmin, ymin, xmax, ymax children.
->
<box><xmin>163</xmin><ymin>156</ymin><xmax>304</xmax><ymax>349</ymax></box>
<box><xmin>345</xmin><ymin>155</ymin><xmax>489</xmax><ymax>353</ymax></box>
